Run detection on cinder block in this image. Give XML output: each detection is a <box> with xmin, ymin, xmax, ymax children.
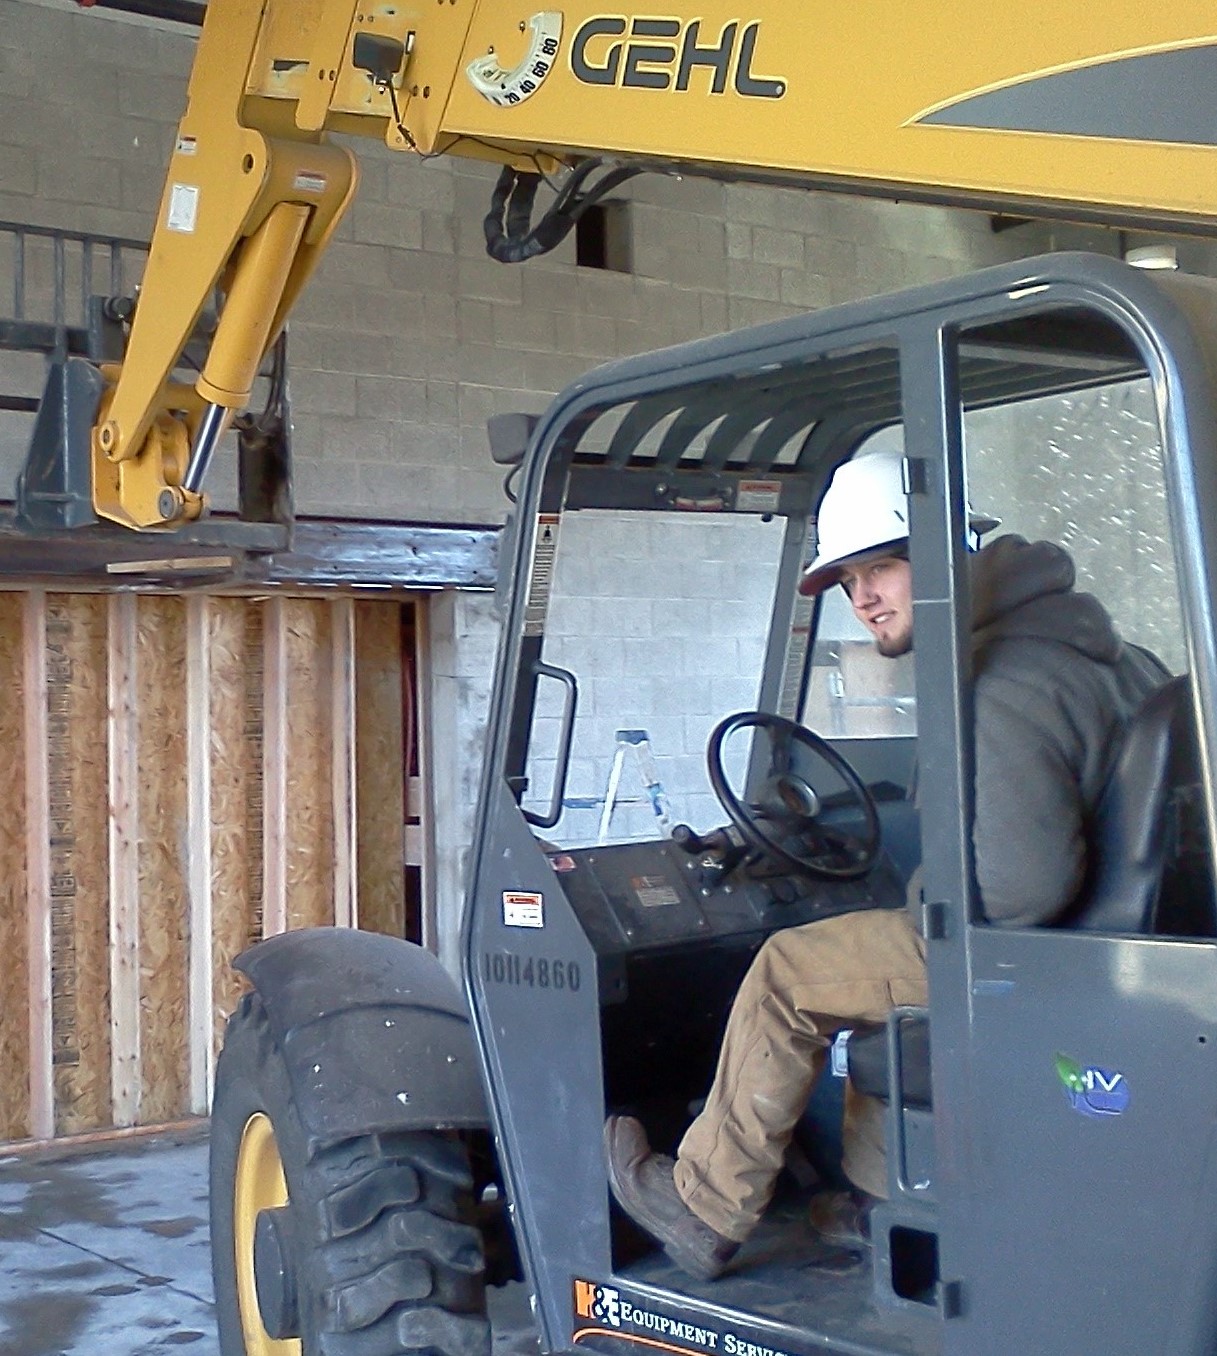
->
<box><xmin>37</xmin><ymin>154</ymin><xmax>124</xmax><ymax>209</ymax></box>
<box><xmin>726</xmin><ymin>257</ymin><xmax>781</xmax><ymax>302</ymax></box>
<box><xmin>117</xmin><ymin>72</ymin><xmax>186</xmax><ymax>124</ymax></box>
<box><xmin>70</xmin><ymin>9</ymin><xmax>168</xmax><ymax>69</ymax></box>
<box><xmin>0</xmin><ymin>143</ymin><xmax>35</xmax><ymax>198</ymax></box>
<box><xmin>700</xmin><ymin>293</ymin><xmax>728</xmax><ymax>336</ymax></box>
<box><xmin>293</xmin><ymin>327</ymin><xmax>406</xmax><ymax>377</ymax></box>
<box><xmin>725</xmin><ymin>222</ymin><xmax>752</xmax><ymax>261</ymax></box>
<box><xmin>387</xmin><ymin>158</ymin><xmax>457</xmax><ymax>212</ymax></box>
<box><xmin>422</xmin><ymin>210</ymin><xmax>455</xmax><ymax>256</ymax></box>
<box><xmin>631</xmin><ymin>242</ymin><xmax>670</xmax><ymax>282</ymax></box>
<box><xmin>348</xmin><ymin>285</ymin><xmax>414</xmax><ymax>338</ymax></box>
<box><xmin>287</xmin><ymin>369</ymin><xmax>358</xmax><ymax>417</ymax></box>
<box><xmin>290</xmin><ymin>457</ymin><xmax>368</xmax><ymax>514</ymax></box>
<box><xmin>572</xmin><ymin>312</ymin><xmax>617</xmax><ymax>358</ymax></box>
<box><xmin>314</xmin><ymin>241</ymin><xmax>391</xmax><ymax>288</ymax></box>
<box><xmin>391</xmin><ymin>334</ymin><xmax>459</xmax><ymax>381</ymax></box>
<box><xmin>577</xmin><ymin>269</ymin><xmax>637</xmax><ymax>318</ymax></box>
<box><xmin>779</xmin><ymin>268</ymin><xmax>832</xmax><ymax>310</ymax></box>
<box><xmin>119</xmin><ymin>160</ymin><xmax>169</xmax><ymax>217</ymax></box>
<box><xmin>664</xmin><ymin>246</ymin><xmax>727</xmax><ymax>293</ymax></box>
<box><xmin>463</xmin><ymin>342</ymin><xmax>528</xmax><ymax>386</ymax></box>
<box><xmin>322</xmin><ymin>415</ymin><xmax>391</xmax><ymax>463</ymax></box>
<box><xmin>388</xmin><ymin>249</ymin><xmax>457</xmax><ymax>296</ymax></box>
<box><xmin>423</xmin><ymin>293</ymin><xmax>459</xmax><ymax>338</ymax></box>
<box><xmin>296</xmin><ymin>283</ymin><xmax>358</xmax><ymax>331</ymax></box>
<box><xmin>456</xmin><ymin>381</ymin><xmax>546</xmax><ymax>432</ymax></box>
<box><xmin>523</xmin><ymin>350</ymin><xmax>588</xmax><ymax>394</ymax></box>
<box><xmin>521</xmin><ymin>265</ymin><xmax>582</xmax><ymax>315</ymax></box>
<box><xmin>0</xmin><ymin>44</ymin><xmax>34</xmax><ymax>100</ymax></box>
<box><xmin>727</xmin><ymin>295</ymin><xmax>799</xmax><ymax>329</ymax></box>
<box><xmin>351</xmin><ymin>201</ymin><xmax>424</xmax><ymax>251</ymax></box>
<box><xmin>359</xmin><ymin>458</ymin><xmax>460</xmax><ymax>509</ymax></box>
<box><xmin>355</xmin><ymin>374</ymin><xmax>429</xmax><ymax>421</ymax></box>
<box><xmin>458</xmin><ymin>255</ymin><xmax>524</xmax><ymax>305</ymax></box>
<box><xmin>493</xmin><ymin>305</ymin><xmax>559</xmax><ymax>353</ymax></box>
<box><xmin>752</xmin><ymin>227</ymin><xmax>805</xmax><ymax>270</ymax></box>
<box><xmin>391</xmin><ymin>420</ymin><xmax>458</xmax><ymax>463</ymax></box>
<box><xmin>426</xmin><ymin>380</ymin><xmax>458</xmax><ymax>423</ymax></box>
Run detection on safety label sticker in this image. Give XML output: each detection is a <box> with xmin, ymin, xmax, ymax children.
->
<box><xmin>523</xmin><ymin>513</ymin><xmax>559</xmax><ymax>636</ymax></box>
<box><xmin>503</xmin><ymin>890</ymin><xmax>545</xmax><ymax>928</ymax></box>
<box><xmin>736</xmin><ymin>478</ymin><xmax>782</xmax><ymax>513</ymax></box>
<box><xmin>631</xmin><ymin>875</ymin><xmax>679</xmax><ymax>909</ymax></box>
<box><xmin>293</xmin><ymin>170</ymin><xmax>327</xmax><ymax>195</ymax></box>
<box><xmin>167</xmin><ymin>183</ymin><xmax>200</xmax><ymax>234</ymax></box>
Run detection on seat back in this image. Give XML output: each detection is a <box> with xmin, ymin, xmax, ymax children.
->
<box><xmin>1068</xmin><ymin>674</ymin><xmax>1194</xmax><ymax>933</ymax></box>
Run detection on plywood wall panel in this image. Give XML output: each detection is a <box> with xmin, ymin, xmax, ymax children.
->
<box><xmin>355</xmin><ymin>602</ymin><xmax>405</xmax><ymax>938</ymax></box>
<box><xmin>209</xmin><ymin>599</ymin><xmax>257</xmax><ymax>1056</ymax></box>
<box><xmin>0</xmin><ymin>588</ymin><xmax>422</xmax><ymax>1147</ymax></box>
<box><xmin>136</xmin><ymin>596</ymin><xmax>190</xmax><ymax>1125</ymax></box>
<box><xmin>50</xmin><ymin>595</ymin><xmax>112</xmax><ymax>1136</ymax></box>
<box><xmin>283</xmin><ymin>599</ymin><xmax>335</xmax><ymax>932</ymax></box>
<box><xmin>0</xmin><ymin>595</ymin><xmax>29</xmax><ymax>1141</ymax></box>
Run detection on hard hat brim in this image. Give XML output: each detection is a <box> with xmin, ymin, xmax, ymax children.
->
<box><xmin>798</xmin><ymin>513</ymin><xmax>1002</xmax><ymax>596</ymax></box>
<box><xmin>798</xmin><ymin>538</ymin><xmax>907</xmax><ymax>596</ymax></box>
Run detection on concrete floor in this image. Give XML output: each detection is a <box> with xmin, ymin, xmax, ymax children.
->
<box><xmin>0</xmin><ymin>1127</ymin><xmax>538</xmax><ymax>1356</ymax></box>
<box><xmin>0</xmin><ymin>1128</ymin><xmax>217</xmax><ymax>1356</ymax></box>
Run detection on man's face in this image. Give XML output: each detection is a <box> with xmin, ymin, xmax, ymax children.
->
<box><xmin>838</xmin><ymin>555</ymin><xmax>913</xmax><ymax>658</ymax></box>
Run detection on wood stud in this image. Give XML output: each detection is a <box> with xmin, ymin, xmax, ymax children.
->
<box><xmin>0</xmin><ymin>592</ymin><xmax>415</xmax><ymax>1147</ymax></box>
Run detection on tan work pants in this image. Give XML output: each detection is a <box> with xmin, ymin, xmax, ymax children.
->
<box><xmin>673</xmin><ymin>907</ymin><xmax>927</xmax><ymax>1242</ymax></box>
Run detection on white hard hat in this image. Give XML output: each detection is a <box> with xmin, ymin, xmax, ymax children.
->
<box><xmin>799</xmin><ymin>446</ymin><xmax>999</xmax><ymax>595</ymax></box>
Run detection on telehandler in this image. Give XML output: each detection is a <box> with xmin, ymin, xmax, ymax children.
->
<box><xmin>19</xmin><ymin>4</ymin><xmax>1217</xmax><ymax>1355</ymax></box>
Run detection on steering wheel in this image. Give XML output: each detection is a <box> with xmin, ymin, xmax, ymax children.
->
<box><xmin>706</xmin><ymin>711</ymin><xmax>881</xmax><ymax>880</ymax></box>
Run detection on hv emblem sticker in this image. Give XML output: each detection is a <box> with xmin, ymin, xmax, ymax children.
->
<box><xmin>1056</xmin><ymin>1052</ymin><xmax>1130</xmax><ymax>1118</ymax></box>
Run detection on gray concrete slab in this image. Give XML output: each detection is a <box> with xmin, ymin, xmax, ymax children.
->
<box><xmin>0</xmin><ymin>1128</ymin><xmax>217</xmax><ymax>1356</ymax></box>
<box><xmin>0</xmin><ymin>1127</ymin><xmax>539</xmax><ymax>1356</ymax></box>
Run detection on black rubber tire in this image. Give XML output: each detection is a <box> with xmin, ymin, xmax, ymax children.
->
<box><xmin>211</xmin><ymin>991</ymin><xmax>492</xmax><ymax>1356</ymax></box>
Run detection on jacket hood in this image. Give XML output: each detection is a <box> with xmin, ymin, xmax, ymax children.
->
<box><xmin>971</xmin><ymin>535</ymin><xmax>1122</xmax><ymax>664</ymax></box>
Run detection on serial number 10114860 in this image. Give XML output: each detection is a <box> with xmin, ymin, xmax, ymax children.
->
<box><xmin>482</xmin><ymin>951</ymin><xmax>581</xmax><ymax>992</ymax></box>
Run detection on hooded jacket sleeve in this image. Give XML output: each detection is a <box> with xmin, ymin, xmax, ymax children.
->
<box><xmin>971</xmin><ymin>678</ymin><xmax>1087</xmax><ymax>926</ymax></box>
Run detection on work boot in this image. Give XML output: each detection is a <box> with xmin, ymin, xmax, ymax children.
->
<box><xmin>604</xmin><ymin>1115</ymin><xmax>739</xmax><ymax>1281</ymax></box>
<box><xmin>807</xmin><ymin>1188</ymin><xmax>874</xmax><ymax>1251</ymax></box>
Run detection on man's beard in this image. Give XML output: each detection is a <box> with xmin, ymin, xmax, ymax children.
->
<box><xmin>876</xmin><ymin>629</ymin><xmax>913</xmax><ymax>659</ymax></box>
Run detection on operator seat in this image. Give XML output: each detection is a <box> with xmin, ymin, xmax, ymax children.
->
<box><xmin>1066</xmin><ymin>673</ymin><xmax>1196</xmax><ymax>933</ymax></box>
<box><xmin>849</xmin><ymin>673</ymin><xmax>1208</xmax><ymax>1105</ymax></box>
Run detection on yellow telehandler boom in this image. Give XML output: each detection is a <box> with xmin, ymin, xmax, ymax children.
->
<box><xmin>69</xmin><ymin>0</ymin><xmax>1217</xmax><ymax>528</ymax></box>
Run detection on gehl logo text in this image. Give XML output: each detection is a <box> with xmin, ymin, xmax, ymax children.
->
<box><xmin>570</xmin><ymin>18</ymin><xmax>786</xmax><ymax>99</ymax></box>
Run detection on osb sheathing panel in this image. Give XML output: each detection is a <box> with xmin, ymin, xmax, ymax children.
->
<box><xmin>0</xmin><ymin>590</ymin><xmax>415</xmax><ymax>1146</ymax></box>
<box><xmin>208</xmin><ymin>600</ymin><xmax>258</xmax><ymax>1055</ymax></box>
<box><xmin>355</xmin><ymin>602</ymin><xmax>405</xmax><ymax>937</ymax></box>
<box><xmin>284</xmin><ymin>599</ymin><xmax>335</xmax><ymax>932</ymax></box>
<box><xmin>48</xmin><ymin>595</ymin><xmax>112</xmax><ymax>1137</ymax></box>
<box><xmin>0</xmin><ymin>596</ymin><xmax>28</xmax><ymax>1141</ymax></box>
<box><xmin>136</xmin><ymin>596</ymin><xmax>190</xmax><ymax>1125</ymax></box>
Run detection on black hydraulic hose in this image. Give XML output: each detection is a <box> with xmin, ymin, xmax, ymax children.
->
<box><xmin>484</xmin><ymin>162</ymin><xmax>648</xmax><ymax>263</ymax></box>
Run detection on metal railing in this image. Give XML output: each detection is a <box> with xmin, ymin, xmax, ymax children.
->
<box><xmin>0</xmin><ymin>221</ymin><xmax>149</xmax><ymax>411</ymax></box>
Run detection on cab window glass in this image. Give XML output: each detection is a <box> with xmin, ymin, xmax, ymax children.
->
<box><xmin>523</xmin><ymin>508</ymin><xmax>786</xmax><ymax>847</ymax></box>
<box><xmin>964</xmin><ymin>376</ymin><xmax>1186</xmax><ymax>674</ymax></box>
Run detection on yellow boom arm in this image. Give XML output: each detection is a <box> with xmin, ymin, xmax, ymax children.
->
<box><xmin>96</xmin><ymin>0</ymin><xmax>1217</xmax><ymax>526</ymax></box>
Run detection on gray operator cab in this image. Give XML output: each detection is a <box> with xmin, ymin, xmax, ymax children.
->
<box><xmin>463</xmin><ymin>253</ymin><xmax>1217</xmax><ymax>1356</ymax></box>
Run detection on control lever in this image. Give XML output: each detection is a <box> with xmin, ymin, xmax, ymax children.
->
<box><xmin>671</xmin><ymin>823</ymin><xmax>751</xmax><ymax>891</ymax></box>
<box><xmin>672</xmin><ymin>824</ymin><xmax>737</xmax><ymax>856</ymax></box>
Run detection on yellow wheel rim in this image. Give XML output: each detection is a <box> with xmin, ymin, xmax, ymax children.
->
<box><xmin>233</xmin><ymin>1112</ymin><xmax>302</xmax><ymax>1356</ymax></box>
